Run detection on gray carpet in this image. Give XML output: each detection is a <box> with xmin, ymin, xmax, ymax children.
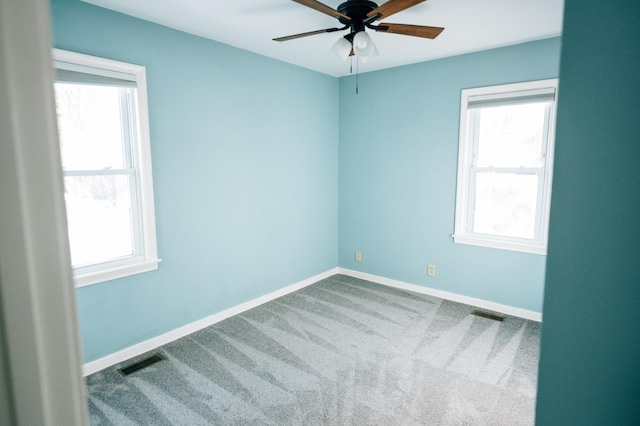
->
<box><xmin>86</xmin><ymin>274</ymin><xmax>540</xmax><ymax>425</ymax></box>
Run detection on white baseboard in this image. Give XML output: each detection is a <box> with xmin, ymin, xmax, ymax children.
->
<box><xmin>82</xmin><ymin>268</ymin><xmax>339</xmax><ymax>376</ymax></box>
<box><xmin>337</xmin><ymin>268</ymin><xmax>542</xmax><ymax>322</ymax></box>
<box><xmin>84</xmin><ymin>266</ymin><xmax>541</xmax><ymax>375</ymax></box>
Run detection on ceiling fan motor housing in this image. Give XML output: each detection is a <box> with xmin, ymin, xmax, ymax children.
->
<box><xmin>338</xmin><ymin>0</ymin><xmax>379</xmax><ymax>32</ymax></box>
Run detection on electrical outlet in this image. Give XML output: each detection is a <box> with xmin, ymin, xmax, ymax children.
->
<box><xmin>355</xmin><ymin>251</ymin><xmax>362</xmax><ymax>262</ymax></box>
<box><xmin>427</xmin><ymin>264</ymin><xmax>436</xmax><ymax>277</ymax></box>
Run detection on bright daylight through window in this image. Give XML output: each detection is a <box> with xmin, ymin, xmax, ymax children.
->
<box><xmin>53</xmin><ymin>49</ymin><xmax>158</xmax><ymax>286</ymax></box>
<box><xmin>454</xmin><ymin>79</ymin><xmax>558</xmax><ymax>255</ymax></box>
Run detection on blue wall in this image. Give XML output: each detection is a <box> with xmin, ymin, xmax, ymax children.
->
<box><xmin>51</xmin><ymin>0</ymin><xmax>339</xmax><ymax>362</ymax></box>
<box><xmin>338</xmin><ymin>38</ymin><xmax>561</xmax><ymax>313</ymax></box>
<box><xmin>536</xmin><ymin>1</ymin><xmax>640</xmax><ymax>423</ymax></box>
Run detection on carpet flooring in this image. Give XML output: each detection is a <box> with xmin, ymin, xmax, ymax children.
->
<box><xmin>86</xmin><ymin>274</ymin><xmax>540</xmax><ymax>425</ymax></box>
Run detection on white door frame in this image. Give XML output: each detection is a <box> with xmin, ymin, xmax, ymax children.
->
<box><xmin>0</xmin><ymin>0</ymin><xmax>88</xmax><ymax>424</ymax></box>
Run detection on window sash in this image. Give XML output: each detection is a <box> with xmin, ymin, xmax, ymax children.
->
<box><xmin>466</xmin><ymin>102</ymin><xmax>552</xmax><ymax>244</ymax></box>
<box><xmin>466</xmin><ymin>167</ymin><xmax>545</xmax><ymax>242</ymax></box>
<box><xmin>62</xmin><ymin>168</ymin><xmax>143</xmax><ymax>269</ymax></box>
<box><xmin>56</xmin><ymin>83</ymin><xmax>143</xmax><ymax>272</ymax></box>
<box><xmin>469</xmin><ymin>104</ymin><xmax>552</xmax><ymax>169</ymax></box>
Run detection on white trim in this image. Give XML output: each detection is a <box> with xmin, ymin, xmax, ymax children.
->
<box><xmin>83</xmin><ymin>268</ymin><xmax>339</xmax><ymax>375</ymax></box>
<box><xmin>337</xmin><ymin>268</ymin><xmax>542</xmax><ymax>322</ymax></box>
<box><xmin>452</xmin><ymin>234</ymin><xmax>547</xmax><ymax>255</ymax></box>
<box><xmin>53</xmin><ymin>48</ymin><xmax>145</xmax><ymax>79</ymax></box>
<box><xmin>74</xmin><ymin>258</ymin><xmax>161</xmax><ymax>287</ymax></box>
<box><xmin>0</xmin><ymin>0</ymin><xmax>88</xmax><ymax>424</ymax></box>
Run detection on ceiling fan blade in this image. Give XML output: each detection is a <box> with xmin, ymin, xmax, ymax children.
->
<box><xmin>273</xmin><ymin>27</ymin><xmax>343</xmax><ymax>42</ymax></box>
<box><xmin>292</xmin><ymin>0</ymin><xmax>351</xmax><ymax>20</ymax></box>
<box><xmin>375</xmin><ymin>23</ymin><xmax>444</xmax><ymax>39</ymax></box>
<box><xmin>367</xmin><ymin>0</ymin><xmax>426</xmax><ymax>20</ymax></box>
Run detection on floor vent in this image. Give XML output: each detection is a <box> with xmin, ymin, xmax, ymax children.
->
<box><xmin>118</xmin><ymin>353</ymin><xmax>166</xmax><ymax>377</ymax></box>
<box><xmin>471</xmin><ymin>310</ymin><xmax>505</xmax><ymax>322</ymax></box>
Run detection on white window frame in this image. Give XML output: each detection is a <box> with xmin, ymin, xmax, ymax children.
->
<box><xmin>53</xmin><ymin>49</ymin><xmax>159</xmax><ymax>286</ymax></box>
<box><xmin>454</xmin><ymin>79</ymin><xmax>558</xmax><ymax>255</ymax></box>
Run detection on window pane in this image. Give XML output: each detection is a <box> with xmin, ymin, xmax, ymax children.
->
<box><xmin>472</xmin><ymin>172</ymin><xmax>538</xmax><ymax>239</ymax></box>
<box><xmin>64</xmin><ymin>175</ymin><xmax>134</xmax><ymax>267</ymax></box>
<box><xmin>54</xmin><ymin>83</ymin><xmax>126</xmax><ymax>170</ymax></box>
<box><xmin>477</xmin><ymin>103</ymin><xmax>547</xmax><ymax>168</ymax></box>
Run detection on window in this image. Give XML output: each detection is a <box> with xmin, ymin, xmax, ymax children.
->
<box><xmin>53</xmin><ymin>49</ymin><xmax>159</xmax><ymax>286</ymax></box>
<box><xmin>454</xmin><ymin>79</ymin><xmax>558</xmax><ymax>255</ymax></box>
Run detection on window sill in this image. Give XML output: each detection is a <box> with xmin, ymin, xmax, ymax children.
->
<box><xmin>453</xmin><ymin>234</ymin><xmax>547</xmax><ymax>255</ymax></box>
<box><xmin>73</xmin><ymin>258</ymin><xmax>161</xmax><ymax>288</ymax></box>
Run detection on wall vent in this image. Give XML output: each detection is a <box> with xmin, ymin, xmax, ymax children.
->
<box><xmin>117</xmin><ymin>353</ymin><xmax>166</xmax><ymax>377</ymax></box>
<box><xmin>471</xmin><ymin>310</ymin><xmax>505</xmax><ymax>322</ymax></box>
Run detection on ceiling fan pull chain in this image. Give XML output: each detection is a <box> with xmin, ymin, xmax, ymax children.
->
<box><xmin>356</xmin><ymin>56</ymin><xmax>359</xmax><ymax>94</ymax></box>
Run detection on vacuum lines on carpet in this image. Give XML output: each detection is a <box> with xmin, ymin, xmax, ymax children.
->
<box><xmin>86</xmin><ymin>274</ymin><xmax>539</xmax><ymax>425</ymax></box>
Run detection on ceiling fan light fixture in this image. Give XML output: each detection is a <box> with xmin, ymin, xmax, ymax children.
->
<box><xmin>275</xmin><ymin>0</ymin><xmax>445</xmax><ymax>67</ymax></box>
<box><xmin>331</xmin><ymin>36</ymin><xmax>352</xmax><ymax>61</ymax></box>
<box><xmin>360</xmin><ymin>43</ymin><xmax>379</xmax><ymax>63</ymax></box>
<box><xmin>353</xmin><ymin>31</ymin><xmax>376</xmax><ymax>58</ymax></box>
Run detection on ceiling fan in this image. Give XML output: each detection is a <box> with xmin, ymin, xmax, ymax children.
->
<box><xmin>273</xmin><ymin>0</ymin><xmax>444</xmax><ymax>61</ymax></box>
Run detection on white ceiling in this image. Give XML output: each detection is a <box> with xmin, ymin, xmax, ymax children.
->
<box><xmin>83</xmin><ymin>0</ymin><xmax>565</xmax><ymax>77</ymax></box>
